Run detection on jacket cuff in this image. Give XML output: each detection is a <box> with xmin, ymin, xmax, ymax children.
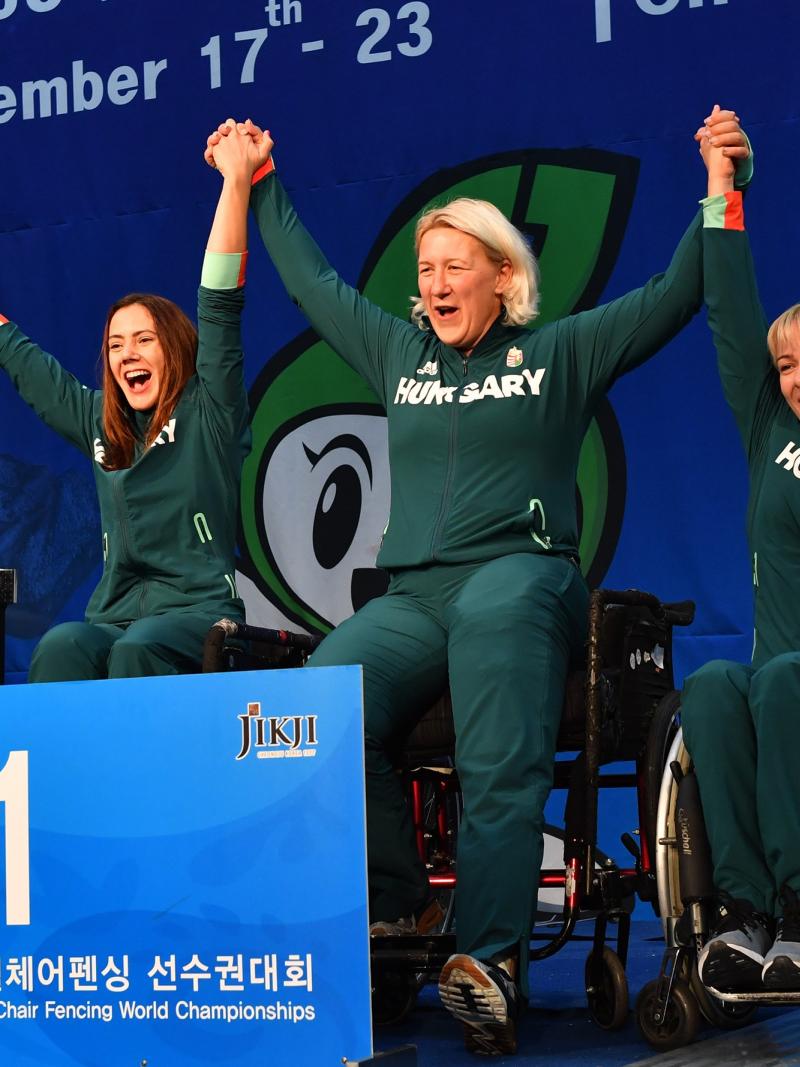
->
<box><xmin>699</xmin><ymin>191</ymin><xmax>744</xmax><ymax>231</ymax></box>
<box><xmin>252</xmin><ymin>156</ymin><xmax>276</xmax><ymax>186</ymax></box>
<box><xmin>201</xmin><ymin>251</ymin><xmax>248</xmax><ymax>289</ymax></box>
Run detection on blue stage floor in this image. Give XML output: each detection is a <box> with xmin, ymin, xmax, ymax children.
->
<box><xmin>374</xmin><ymin>921</ymin><xmax>800</xmax><ymax>1066</ymax></box>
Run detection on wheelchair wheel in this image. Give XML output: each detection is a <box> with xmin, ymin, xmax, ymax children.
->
<box><xmin>585</xmin><ymin>946</ymin><xmax>629</xmax><ymax>1030</ymax></box>
<box><xmin>636</xmin><ymin>977</ymin><xmax>699</xmax><ymax>1050</ymax></box>
<box><xmin>642</xmin><ymin>689</ymin><xmax>681</xmax><ymax>872</ymax></box>
<box><xmin>689</xmin><ymin>963</ymin><xmax>757</xmax><ymax>1029</ymax></box>
<box><xmin>371</xmin><ymin>962</ymin><xmax>419</xmax><ymax>1027</ymax></box>
<box><xmin>416</xmin><ymin>767</ymin><xmax>460</xmax><ymax>934</ymax></box>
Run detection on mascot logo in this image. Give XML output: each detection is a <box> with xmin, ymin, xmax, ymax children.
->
<box><xmin>240</xmin><ymin>149</ymin><xmax>636</xmax><ymax>632</ymax></box>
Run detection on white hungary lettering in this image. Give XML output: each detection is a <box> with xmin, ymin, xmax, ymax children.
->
<box><xmin>393</xmin><ymin>369</ymin><xmax>546</xmax><ymax>407</ymax></box>
<box><xmin>775</xmin><ymin>440</ymin><xmax>800</xmax><ymax>479</ymax></box>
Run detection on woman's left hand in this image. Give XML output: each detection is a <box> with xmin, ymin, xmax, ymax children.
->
<box><xmin>205</xmin><ymin>118</ymin><xmax>273</xmax><ymax>180</ymax></box>
<box><xmin>694</xmin><ymin>105</ymin><xmax>749</xmax><ymax>181</ymax></box>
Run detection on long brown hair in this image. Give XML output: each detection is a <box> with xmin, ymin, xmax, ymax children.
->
<box><xmin>100</xmin><ymin>293</ymin><xmax>198</xmax><ymax>470</ymax></box>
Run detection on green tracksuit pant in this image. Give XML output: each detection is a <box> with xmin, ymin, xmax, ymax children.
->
<box><xmin>27</xmin><ymin>612</ymin><xmax>223</xmax><ymax>682</ymax></box>
<box><xmin>682</xmin><ymin>654</ymin><xmax>800</xmax><ymax>916</ymax></box>
<box><xmin>309</xmin><ymin>552</ymin><xmax>589</xmax><ymax>995</ymax></box>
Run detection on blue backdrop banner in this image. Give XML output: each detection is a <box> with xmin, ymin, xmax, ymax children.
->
<box><xmin>0</xmin><ymin>666</ymin><xmax>372</xmax><ymax>1066</ymax></box>
<box><xmin>1</xmin><ymin>1</ymin><xmax>799</xmax><ymax>687</ymax></box>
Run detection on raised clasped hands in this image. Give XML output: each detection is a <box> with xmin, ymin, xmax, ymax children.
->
<box><xmin>694</xmin><ymin>104</ymin><xmax>750</xmax><ymax>183</ymax></box>
<box><xmin>205</xmin><ymin>118</ymin><xmax>273</xmax><ymax>182</ymax></box>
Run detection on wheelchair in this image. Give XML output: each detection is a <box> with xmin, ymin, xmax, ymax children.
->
<box><xmin>638</xmin><ymin>710</ymin><xmax>799</xmax><ymax>1051</ymax></box>
<box><xmin>203</xmin><ymin>586</ymin><xmax>695</xmax><ymax>1032</ymax></box>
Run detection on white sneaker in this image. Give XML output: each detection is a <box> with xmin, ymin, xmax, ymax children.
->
<box><xmin>698</xmin><ymin>896</ymin><xmax>772</xmax><ymax>992</ymax></box>
<box><xmin>763</xmin><ymin>886</ymin><xmax>800</xmax><ymax>991</ymax></box>
<box><xmin>438</xmin><ymin>953</ymin><xmax>519</xmax><ymax>1056</ymax></box>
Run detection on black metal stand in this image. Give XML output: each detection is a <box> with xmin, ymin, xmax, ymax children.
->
<box><xmin>0</xmin><ymin>568</ymin><xmax>18</xmax><ymax>685</ymax></box>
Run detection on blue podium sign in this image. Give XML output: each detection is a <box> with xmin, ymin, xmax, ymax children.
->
<box><xmin>0</xmin><ymin>666</ymin><xmax>372</xmax><ymax>1066</ymax></box>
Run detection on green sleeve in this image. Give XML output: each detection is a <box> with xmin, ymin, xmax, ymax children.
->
<box><xmin>250</xmin><ymin>174</ymin><xmax>416</xmax><ymax>405</ymax></box>
<box><xmin>196</xmin><ymin>284</ymin><xmax>249</xmax><ymax>442</ymax></box>
<box><xmin>561</xmin><ymin>210</ymin><xmax>704</xmax><ymax>403</ymax></box>
<box><xmin>703</xmin><ymin>226</ymin><xmax>779</xmax><ymax>461</ymax></box>
<box><xmin>0</xmin><ymin>319</ymin><xmax>96</xmax><ymax>456</ymax></box>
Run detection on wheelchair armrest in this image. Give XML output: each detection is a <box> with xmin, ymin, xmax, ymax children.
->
<box><xmin>590</xmin><ymin>588</ymin><xmax>695</xmax><ymax>627</ymax></box>
<box><xmin>661</xmin><ymin>601</ymin><xmax>695</xmax><ymax>627</ymax></box>
<box><xmin>203</xmin><ymin>618</ymin><xmax>242</xmax><ymax>673</ymax></box>
<box><xmin>230</xmin><ymin>622</ymin><xmax>322</xmax><ymax>653</ymax></box>
<box><xmin>202</xmin><ymin>618</ymin><xmax>323</xmax><ymax>673</ymax></box>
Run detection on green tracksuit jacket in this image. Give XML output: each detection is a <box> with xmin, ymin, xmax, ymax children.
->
<box><xmin>0</xmin><ymin>286</ymin><xmax>250</xmax><ymax>626</ymax></box>
<box><xmin>702</xmin><ymin>219</ymin><xmax>800</xmax><ymax>666</ymax></box>
<box><xmin>252</xmin><ymin>174</ymin><xmax>705</xmax><ymax>568</ymax></box>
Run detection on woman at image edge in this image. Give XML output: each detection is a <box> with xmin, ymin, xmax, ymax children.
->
<box><xmin>0</xmin><ymin>130</ymin><xmax>260</xmax><ymax>681</ymax></box>
<box><xmin>206</xmin><ymin>114</ymin><xmax>748</xmax><ymax>1055</ymax></box>
<box><xmin>684</xmin><ymin>110</ymin><xmax>800</xmax><ymax>995</ymax></box>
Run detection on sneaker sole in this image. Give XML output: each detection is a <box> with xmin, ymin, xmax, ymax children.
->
<box><xmin>763</xmin><ymin>956</ymin><xmax>800</xmax><ymax>992</ymax></box>
<box><xmin>700</xmin><ymin>942</ymin><xmax>764</xmax><ymax>992</ymax></box>
<box><xmin>438</xmin><ymin>955</ymin><xmax>516</xmax><ymax>1056</ymax></box>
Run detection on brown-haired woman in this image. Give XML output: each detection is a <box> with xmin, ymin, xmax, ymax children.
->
<box><xmin>0</xmin><ymin>129</ymin><xmax>262</xmax><ymax>681</ymax></box>
<box><xmin>100</xmin><ymin>292</ymin><xmax>200</xmax><ymax>471</ymax></box>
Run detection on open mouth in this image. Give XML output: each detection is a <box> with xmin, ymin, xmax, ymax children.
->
<box><xmin>435</xmin><ymin>305</ymin><xmax>458</xmax><ymax>320</ymax></box>
<box><xmin>124</xmin><ymin>369</ymin><xmax>152</xmax><ymax>393</ymax></box>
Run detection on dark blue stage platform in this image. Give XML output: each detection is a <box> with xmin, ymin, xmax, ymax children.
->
<box><xmin>375</xmin><ymin>921</ymin><xmax>800</xmax><ymax>1067</ymax></box>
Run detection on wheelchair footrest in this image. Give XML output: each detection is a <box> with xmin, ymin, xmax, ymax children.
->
<box><xmin>344</xmin><ymin>1046</ymin><xmax>418</xmax><ymax>1066</ymax></box>
<box><xmin>705</xmin><ymin>987</ymin><xmax>800</xmax><ymax>1003</ymax></box>
<box><xmin>370</xmin><ymin>933</ymin><xmax>456</xmax><ymax>972</ymax></box>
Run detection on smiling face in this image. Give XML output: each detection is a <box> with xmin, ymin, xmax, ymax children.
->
<box><xmin>775</xmin><ymin>325</ymin><xmax>800</xmax><ymax>421</ymax></box>
<box><xmin>417</xmin><ymin>227</ymin><xmax>511</xmax><ymax>354</ymax></box>
<box><xmin>107</xmin><ymin>303</ymin><xmax>165</xmax><ymax>411</ymax></box>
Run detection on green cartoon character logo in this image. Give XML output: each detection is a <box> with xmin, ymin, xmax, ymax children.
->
<box><xmin>239</xmin><ymin>149</ymin><xmax>636</xmax><ymax>632</ymax></box>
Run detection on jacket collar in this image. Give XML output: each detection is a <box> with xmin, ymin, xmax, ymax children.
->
<box><xmin>446</xmin><ymin>316</ymin><xmax>524</xmax><ymax>363</ymax></box>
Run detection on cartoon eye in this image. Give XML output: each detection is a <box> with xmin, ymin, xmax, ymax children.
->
<box><xmin>258</xmin><ymin>414</ymin><xmax>390</xmax><ymax>627</ymax></box>
<box><xmin>304</xmin><ymin>435</ymin><xmax>370</xmax><ymax>571</ymax></box>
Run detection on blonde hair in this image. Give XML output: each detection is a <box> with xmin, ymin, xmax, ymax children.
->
<box><xmin>410</xmin><ymin>198</ymin><xmax>540</xmax><ymax>329</ymax></box>
<box><xmin>767</xmin><ymin>304</ymin><xmax>800</xmax><ymax>364</ymax></box>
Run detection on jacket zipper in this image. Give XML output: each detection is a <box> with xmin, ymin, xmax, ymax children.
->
<box><xmin>112</xmin><ymin>475</ymin><xmax>149</xmax><ymax>618</ymax></box>
<box><xmin>428</xmin><ymin>356</ymin><xmax>469</xmax><ymax>559</ymax></box>
<box><xmin>112</xmin><ymin>477</ymin><xmax>132</xmax><ymax>565</ymax></box>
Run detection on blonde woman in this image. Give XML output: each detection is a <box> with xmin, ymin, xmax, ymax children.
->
<box><xmin>207</xmin><ymin>115</ymin><xmax>747</xmax><ymax>1055</ymax></box>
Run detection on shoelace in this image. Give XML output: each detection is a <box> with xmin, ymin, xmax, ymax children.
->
<box><xmin>716</xmin><ymin>891</ymin><xmax>768</xmax><ymax>938</ymax></box>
